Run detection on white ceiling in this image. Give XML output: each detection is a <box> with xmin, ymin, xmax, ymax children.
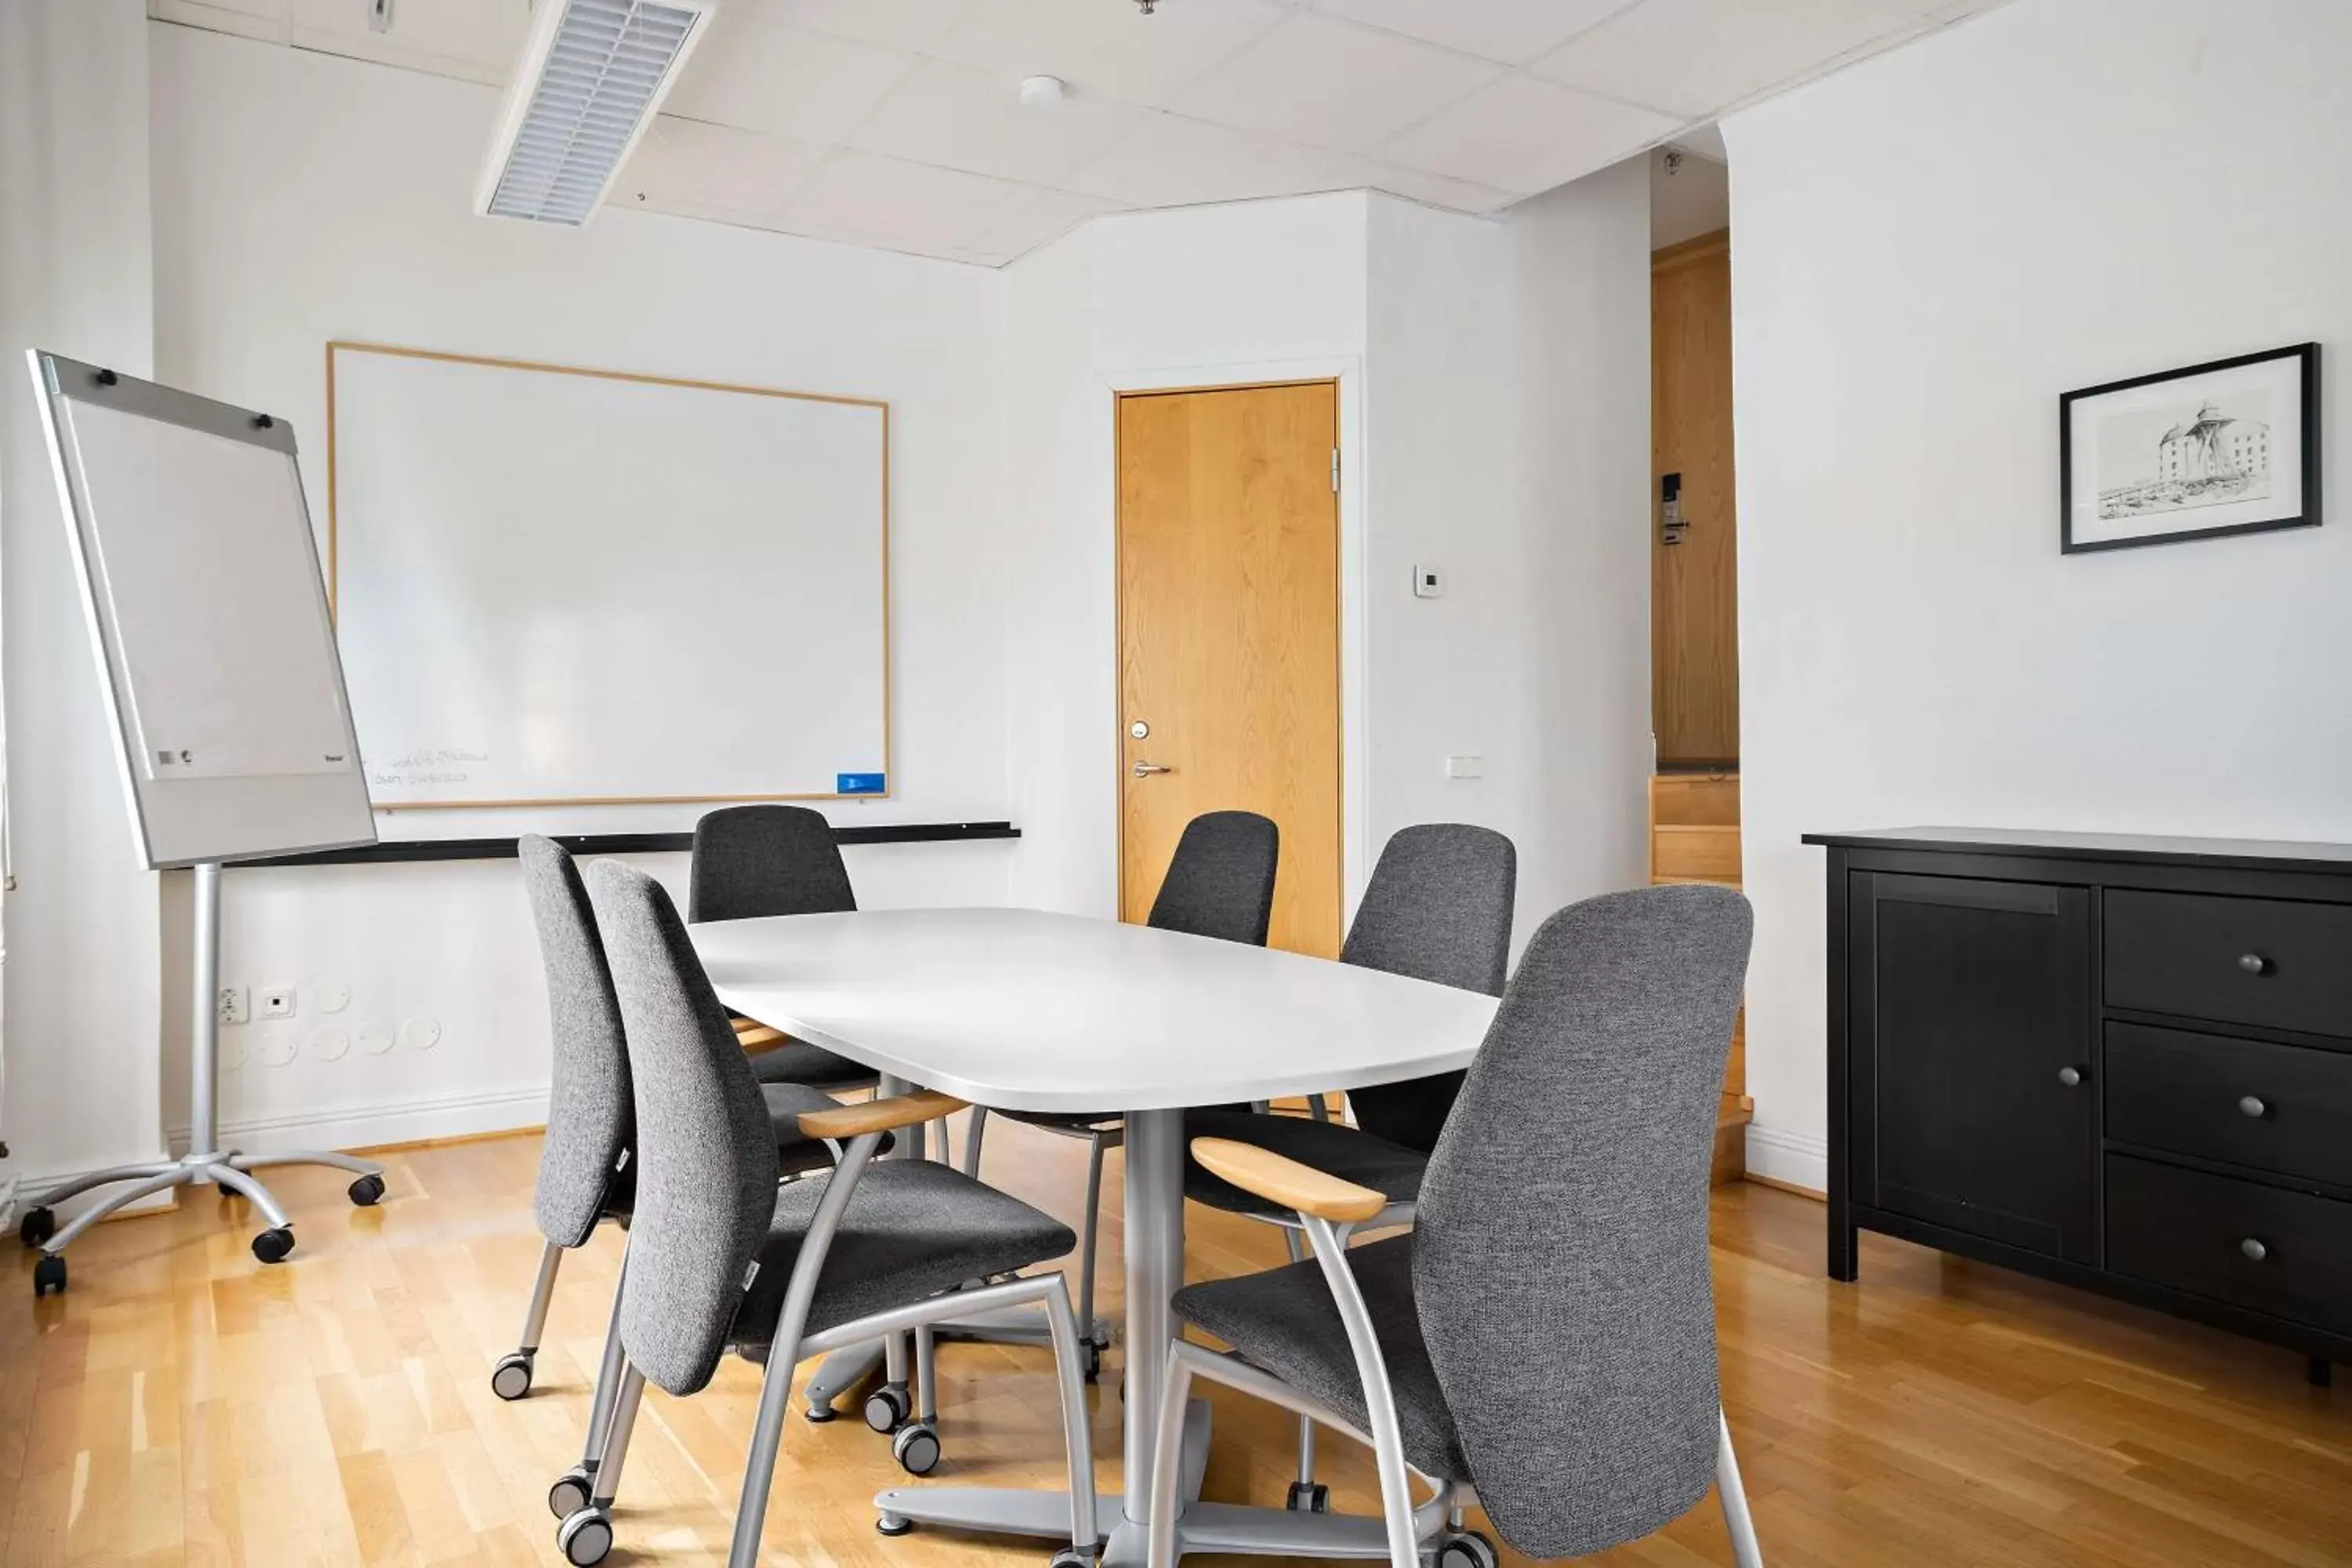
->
<box><xmin>151</xmin><ymin>0</ymin><xmax>2007</xmax><ymax>267</ymax></box>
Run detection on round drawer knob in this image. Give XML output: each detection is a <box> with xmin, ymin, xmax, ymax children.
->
<box><xmin>2238</xmin><ymin>953</ymin><xmax>2269</xmax><ymax>975</ymax></box>
<box><xmin>2239</xmin><ymin>1094</ymin><xmax>2269</xmax><ymax>1119</ymax></box>
<box><xmin>2241</xmin><ymin>1236</ymin><xmax>2269</xmax><ymax>1263</ymax></box>
<box><xmin>2056</xmin><ymin>1065</ymin><xmax>2083</xmax><ymax>1087</ymax></box>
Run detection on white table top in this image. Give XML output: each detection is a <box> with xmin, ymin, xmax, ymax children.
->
<box><xmin>691</xmin><ymin>906</ymin><xmax>1499</xmax><ymax>1114</ymax></box>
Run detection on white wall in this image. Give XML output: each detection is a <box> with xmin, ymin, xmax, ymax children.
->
<box><xmin>1726</xmin><ymin>0</ymin><xmax>2352</xmax><ymax>1189</ymax></box>
<box><xmin>146</xmin><ymin>26</ymin><xmax>1015</xmax><ymax>1150</ymax></box>
<box><xmin>0</xmin><ymin>0</ymin><xmax>166</xmax><ymax>1195</ymax></box>
<box><xmin>1005</xmin><ymin>180</ymin><xmax>1653</xmax><ymax>946</ymax></box>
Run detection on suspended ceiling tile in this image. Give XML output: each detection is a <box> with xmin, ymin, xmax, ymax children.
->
<box><xmin>850</xmin><ymin>58</ymin><xmax>1151</xmax><ymax>188</ymax></box>
<box><xmin>1306</xmin><ymin>0</ymin><xmax>1635</xmax><ymax>67</ymax></box>
<box><xmin>928</xmin><ymin>0</ymin><xmax>1293</xmax><ymax>108</ymax></box>
<box><xmin>1171</xmin><ymin>13</ymin><xmax>1503</xmax><ymax>155</ymax></box>
<box><xmin>1062</xmin><ymin>113</ymin><xmax>1376</xmax><ymax>209</ymax></box>
<box><xmin>1531</xmin><ymin>0</ymin><xmax>1916</xmax><ymax>120</ymax></box>
<box><xmin>1377</xmin><ymin>73</ymin><xmax>1677</xmax><ymax>195</ymax></box>
<box><xmin>618</xmin><ymin>115</ymin><xmax>825</xmax><ymax>223</ymax></box>
<box><xmin>780</xmin><ymin>150</ymin><xmax>1033</xmax><ymax>256</ymax></box>
<box><xmin>726</xmin><ymin>0</ymin><xmax>978</xmax><ymax>52</ymax></box>
<box><xmin>664</xmin><ymin>11</ymin><xmax>914</xmax><ymax>145</ymax></box>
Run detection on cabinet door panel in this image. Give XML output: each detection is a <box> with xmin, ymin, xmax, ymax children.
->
<box><xmin>1853</xmin><ymin>873</ymin><xmax>2095</xmax><ymax>1261</ymax></box>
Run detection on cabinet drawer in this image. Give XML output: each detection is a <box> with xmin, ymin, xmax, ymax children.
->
<box><xmin>2106</xmin><ymin>1156</ymin><xmax>2352</xmax><ymax>1337</ymax></box>
<box><xmin>2103</xmin><ymin>890</ymin><xmax>2352</xmax><ymax>1037</ymax></box>
<box><xmin>2106</xmin><ymin>1024</ymin><xmax>2352</xmax><ymax>1188</ymax></box>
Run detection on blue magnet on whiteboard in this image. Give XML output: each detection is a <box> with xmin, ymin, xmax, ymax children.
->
<box><xmin>837</xmin><ymin>772</ymin><xmax>886</xmax><ymax>795</ymax></box>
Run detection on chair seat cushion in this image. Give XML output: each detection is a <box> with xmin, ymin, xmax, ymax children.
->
<box><xmin>749</xmin><ymin>1037</ymin><xmax>880</xmax><ymax>1090</ymax></box>
<box><xmin>731</xmin><ymin>1160</ymin><xmax>1077</xmax><ymax>1350</ymax></box>
<box><xmin>1181</xmin><ymin>1109</ymin><xmax>1428</xmax><ymax>1215</ymax></box>
<box><xmin>1173</xmin><ymin>1233</ymin><xmax>1465</xmax><ymax>1479</ymax></box>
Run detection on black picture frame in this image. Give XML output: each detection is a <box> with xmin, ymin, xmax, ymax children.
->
<box><xmin>2060</xmin><ymin>342</ymin><xmax>2321</xmax><ymax>554</ymax></box>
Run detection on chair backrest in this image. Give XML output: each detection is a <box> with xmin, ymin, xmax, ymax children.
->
<box><xmin>687</xmin><ymin>804</ymin><xmax>857</xmax><ymax>924</ymax></box>
<box><xmin>1413</xmin><ymin>884</ymin><xmax>1751</xmax><ymax>1559</ymax></box>
<box><xmin>1146</xmin><ymin>810</ymin><xmax>1279</xmax><ymax>946</ymax></box>
<box><xmin>1339</xmin><ymin>824</ymin><xmax>1516</xmax><ymax>1152</ymax></box>
<box><xmin>586</xmin><ymin>859</ymin><xmax>781</xmax><ymax>1397</ymax></box>
<box><xmin>519</xmin><ymin>835</ymin><xmax>633</xmax><ymax>1248</ymax></box>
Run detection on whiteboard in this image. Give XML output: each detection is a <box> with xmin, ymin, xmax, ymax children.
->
<box><xmin>29</xmin><ymin>352</ymin><xmax>376</xmax><ymax>868</ymax></box>
<box><xmin>328</xmin><ymin>344</ymin><xmax>889</xmax><ymax>809</ymax></box>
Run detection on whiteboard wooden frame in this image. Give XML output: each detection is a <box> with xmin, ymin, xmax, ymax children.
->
<box><xmin>324</xmin><ymin>340</ymin><xmax>892</xmax><ymax>811</ymax></box>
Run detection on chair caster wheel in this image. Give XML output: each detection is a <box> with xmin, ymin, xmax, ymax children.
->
<box><xmin>877</xmin><ymin>1512</ymin><xmax>913</xmax><ymax>1537</ymax></box>
<box><xmin>892</xmin><ymin>1421</ymin><xmax>941</xmax><ymax>1475</ymax></box>
<box><xmin>347</xmin><ymin>1174</ymin><xmax>386</xmax><ymax>1207</ymax></box>
<box><xmin>32</xmin><ymin>1254</ymin><xmax>66</xmax><ymax>1298</ymax></box>
<box><xmin>491</xmin><ymin>1352</ymin><xmax>535</xmax><ymax>1401</ymax></box>
<box><xmin>547</xmin><ymin>1465</ymin><xmax>593</xmax><ymax>1519</ymax></box>
<box><xmin>864</xmin><ymin>1381</ymin><xmax>912</xmax><ymax>1433</ymax></box>
<box><xmin>1286</xmin><ymin>1481</ymin><xmax>1330</xmax><ymax>1513</ymax></box>
<box><xmin>251</xmin><ymin>1228</ymin><xmax>296</xmax><ymax>1265</ymax></box>
<box><xmin>1081</xmin><ymin>1338</ymin><xmax>1102</xmax><ymax>1381</ymax></box>
<box><xmin>1436</xmin><ymin>1530</ymin><xmax>1497</xmax><ymax>1568</ymax></box>
<box><xmin>19</xmin><ymin>1207</ymin><xmax>55</xmax><ymax>1247</ymax></box>
<box><xmin>1049</xmin><ymin>1548</ymin><xmax>1097</xmax><ymax>1568</ymax></box>
<box><xmin>556</xmin><ymin>1506</ymin><xmax>613</xmax><ymax>1566</ymax></box>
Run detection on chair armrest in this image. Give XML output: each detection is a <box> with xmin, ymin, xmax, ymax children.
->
<box><xmin>736</xmin><ymin>1024</ymin><xmax>788</xmax><ymax>1051</ymax></box>
<box><xmin>731</xmin><ymin>1016</ymin><xmax>763</xmax><ymax>1035</ymax></box>
<box><xmin>1190</xmin><ymin>1137</ymin><xmax>1385</xmax><ymax>1224</ymax></box>
<box><xmin>800</xmin><ymin>1090</ymin><xmax>966</xmax><ymax>1141</ymax></box>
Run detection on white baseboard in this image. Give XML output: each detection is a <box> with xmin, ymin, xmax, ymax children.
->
<box><xmin>169</xmin><ymin>1082</ymin><xmax>550</xmax><ymax>1159</ymax></box>
<box><xmin>1744</xmin><ymin>1123</ymin><xmax>1828</xmax><ymax>1196</ymax></box>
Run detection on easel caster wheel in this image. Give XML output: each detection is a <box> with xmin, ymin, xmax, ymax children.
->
<box><xmin>876</xmin><ymin>1513</ymin><xmax>913</xmax><ymax>1537</ymax></box>
<box><xmin>492</xmin><ymin>1352</ymin><xmax>535</xmax><ymax>1401</ymax></box>
<box><xmin>1436</xmin><ymin>1530</ymin><xmax>1497</xmax><ymax>1568</ymax></box>
<box><xmin>252</xmin><ymin>1228</ymin><xmax>296</xmax><ymax>1265</ymax></box>
<box><xmin>32</xmin><ymin>1254</ymin><xmax>66</xmax><ymax>1298</ymax></box>
<box><xmin>557</xmin><ymin>1507</ymin><xmax>613</xmax><ymax>1566</ymax></box>
<box><xmin>18</xmin><ymin>1207</ymin><xmax>56</xmax><ymax>1247</ymax></box>
<box><xmin>1049</xmin><ymin>1548</ymin><xmax>1097</xmax><ymax>1568</ymax></box>
<box><xmin>547</xmin><ymin>1464</ymin><xmax>593</xmax><ymax>1518</ymax></box>
<box><xmin>892</xmin><ymin>1421</ymin><xmax>941</xmax><ymax>1475</ymax></box>
<box><xmin>1287</xmin><ymin>1482</ymin><xmax>1330</xmax><ymax>1513</ymax></box>
<box><xmin>347</xmin><ymin>1174</ymin><xmax>386</xmax><ymax>1207</ymax></box>
<box><xmin>865</xmin><ymin>1381</ymin><xmax>912</xmax><ymax>1433</ymax></box>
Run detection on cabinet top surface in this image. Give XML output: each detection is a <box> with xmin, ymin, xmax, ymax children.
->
<box><xmin>1802</xmin><ymin>826</ymin><xmax>2352</xmax><ymax>872</ymax></box>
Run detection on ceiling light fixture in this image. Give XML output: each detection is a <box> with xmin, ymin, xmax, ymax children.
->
<box><xmin>474</xmin><ymin>0</ymin><xmax>713</xmax><ymax>227</ymax></box>
<box><xmin>1134</xmin><ymin>0</ymin><xmax>1156</xmax><ymax>13</ymax></box>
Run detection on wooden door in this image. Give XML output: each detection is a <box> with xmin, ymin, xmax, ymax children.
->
<box><xmin>1850</xmin><ymin>873</ymin><xmax>2096</xmax><ymax>1263</ymax></box>
<box><xmin>1652</xmin><ymin>230</ymin><xmax>1739</xmax><ymax>766</ymax></box>
<box><xmin>1116</xmin><ymin>383</ymin><xmax>1342</xmax><ymax>956</ymax></box>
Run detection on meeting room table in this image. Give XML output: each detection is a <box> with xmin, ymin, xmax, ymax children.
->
<box><xmin>691</xmin><ymin>906</ymin><xmax>1499</xmax><ymax>1567</ymax></box>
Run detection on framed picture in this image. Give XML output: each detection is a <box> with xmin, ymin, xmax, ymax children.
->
<box><xmin>2060</xmin><ymin>343</ymin><xmax>2321</xmax><ymax>554</ymax></box>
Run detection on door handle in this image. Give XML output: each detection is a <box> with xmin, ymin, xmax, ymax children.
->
<box><xmin>1131</xmin><ymin>760</ymin><xmax>1174</xmax><ymax>779</ymax></box>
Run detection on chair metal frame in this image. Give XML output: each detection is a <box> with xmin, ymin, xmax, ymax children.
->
<box><xmin>1145</xmin><ymin>1210</ymin><xmax>1764</xmax><ymax>1568</ymax></box>
<box><xmin>556</xmin><ymin>1123</ymin><xmax>1100</xmax><ymax>1568</ymax></box>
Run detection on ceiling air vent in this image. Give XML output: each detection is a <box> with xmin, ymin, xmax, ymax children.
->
<box><xmin>475</xmin><ymin>0</ymin><xmax>712</xmax><ymax>227</ymax></box>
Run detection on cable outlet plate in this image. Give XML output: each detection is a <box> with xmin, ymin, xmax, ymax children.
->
<box><xmin>260</xmin><ymin>986</ymin><xmax>296</xmax><ymax>1020</ymax></box>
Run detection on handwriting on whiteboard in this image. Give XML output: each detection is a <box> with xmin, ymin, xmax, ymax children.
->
<box><xmin>370</xmin><ymin>747</ymin><xmax>489</xmax><ymax>789</ymax></box>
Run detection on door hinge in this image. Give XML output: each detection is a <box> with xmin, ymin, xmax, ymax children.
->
<box><xmin>1330</xmin><ymin>448</ymin><xmax>1341</xmax><ymax>493</ymax></box>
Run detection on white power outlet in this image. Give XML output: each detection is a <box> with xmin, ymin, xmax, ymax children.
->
<box><xmin>218</xmin><ymin>986</ymin><xmax>249</xmax><ymax>1026</ymax></box>
<box><xmin>260</xmin><ymin>986</ymin><xmax>297</xmax><ymax>1020</ymax></box>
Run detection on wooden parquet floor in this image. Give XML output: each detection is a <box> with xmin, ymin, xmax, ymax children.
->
<box><xmin>1</xmin><ymin>1116</ymin><xmax>2346</xmax><ymax>1566</ymax></box>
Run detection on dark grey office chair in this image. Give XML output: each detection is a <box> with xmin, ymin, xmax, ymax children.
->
<box><xmin>1179</xmin><ymin>822</ymin><xmax>1514</xmax><ymax>1509</ymax></box>
<box><xmin>1149</xmin><ymin>885</ymin><xmax>1764</xmax><ymax>1568</ymax></box>
<box><xmin>496</xmin><ymin>836</ymin><xmax>848</xmax><ymax>1525</ymax></box>
<box><xmin>688</xmin><ymin>804</ymin><xmax>877</xmax><ymax>1091</ymax></box>
<box><xmin>964</xmin><ymin>810</ymin><xmax>1279</xmax><ymax>1375</ymax></box>
<box><xmin>563</xmin><ymin>860</ymin><xmax>1098</xmax><ymax>1568</ymax></box>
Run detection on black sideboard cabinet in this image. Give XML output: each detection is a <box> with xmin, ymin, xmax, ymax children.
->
<box><xmin>1808</xmin><ymin>827</ymin><xmax>2352</xmax><ymax>1385</ymax></box>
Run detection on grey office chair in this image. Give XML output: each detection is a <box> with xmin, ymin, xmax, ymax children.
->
<box><xmin>688</xmin><ymin>804</ymin><xmax>878</xmax><ymax>1092</ymax></box>
<box><xmin>1179</xmin><ymin>822</ymin><xmax>1514</xmax><ymax>1509</ymax></box>
<box><xmin>498</xmin><ymin>837</ymin><xmax>871</xmax><ymax>1525</ymax></box>
<box><xmin>1150</xmin><ymin>885</ymin><xmax>1763</xmax><ymax>1568</ymax></box>
<box><xmin>965</xmin><ymin>809</ymin><xmax>1280</xmax><ymax>1376</ymax></box>
<box><xmin>565</xmin><ymin>860</ymin><xmax>1098</xmax><ymax>1568</ymax></box>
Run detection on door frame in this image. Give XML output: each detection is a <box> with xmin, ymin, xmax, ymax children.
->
<box><xmin>1102</xmin><ymin>358</ymin><xmax>1370</xmax><ymax>924</ymax></box>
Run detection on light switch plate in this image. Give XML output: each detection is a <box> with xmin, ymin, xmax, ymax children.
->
<box><xmin>1446</xmin><ymin>755</ymin><xmax>1484</xmax><ymax>779</ymax></box>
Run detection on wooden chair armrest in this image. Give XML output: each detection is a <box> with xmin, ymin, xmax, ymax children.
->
<box><xmin>731</xmin><ymin>1016</ymin><xmax>763</xmax><ymax>1035</ymax></box>
<box><xmin>736</xmin><ymin>1024</ymin><xmax>788</xmax><ymax>1051</ymax></box>
<box><xmin>1189</xmin><ymin>1137</ymin><xmax>1385</xmax><ymax>1224</ymax></box>
<box><xmin>800</xmin><ymin>1091</ymin><xmax>966</xmax><ymax>1142</ymax></box>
